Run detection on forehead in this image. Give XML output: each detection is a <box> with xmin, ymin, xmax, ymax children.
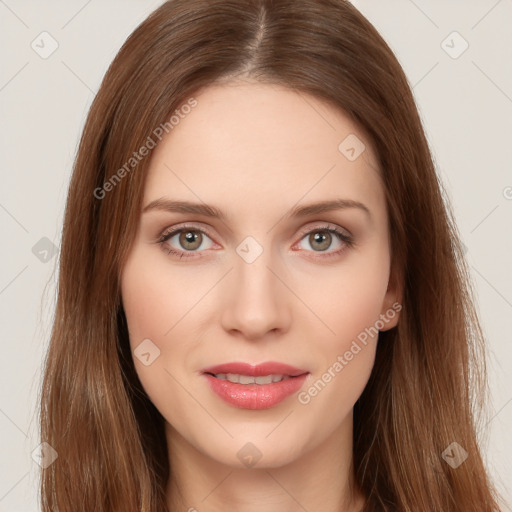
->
<box><xmin>143</xmin><ymin>81</ymin><xmax>385</xmax><ymax>223</ymax></box>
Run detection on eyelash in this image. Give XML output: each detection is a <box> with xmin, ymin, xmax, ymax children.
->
<box><xmin>156</xmin><ymin>223</ymin><xmax>355</xmax><ymax>260</ymax></box>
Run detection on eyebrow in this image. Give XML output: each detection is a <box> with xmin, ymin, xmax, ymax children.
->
<box><xmin>142</xmin><ymin>198</ymin><xmax>371</xmax><ymax>220</ymax></box>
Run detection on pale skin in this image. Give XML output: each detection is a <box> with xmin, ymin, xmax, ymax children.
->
<box><xmin>120</xmin><ymin>79</ymin><xmax>402</xmax><ymax>512</ymax></box>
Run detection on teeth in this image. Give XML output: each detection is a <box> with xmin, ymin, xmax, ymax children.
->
<box><xmin>238</xmin><ymin>374</ymin><xmax>254</xmax><ymax>384</ymax></box>
<box><xmin>255</xmin><ymin>375</ymin><xmax>273</xmax><ymax>385</ymax></box>
<box><xmin>213</xmin><ymin>373</ymin><xmax>291</xmax><ymax>384</ymax></box>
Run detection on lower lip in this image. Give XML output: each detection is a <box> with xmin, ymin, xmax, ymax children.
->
<box><xmin>204</xmin><ymin>373</ymin><xmax>309</xmax><ymax>410</ymax></box>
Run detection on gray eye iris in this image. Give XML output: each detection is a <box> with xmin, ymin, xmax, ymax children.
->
<box><xmin>179</xmin><ymin>230</ymin><xmax>202</xmax><ymax>250</ymax></box>
<box><xmin>309</xmin><ymin>231</ymin><xmax>332</xmax><ymax>251</ymax></box>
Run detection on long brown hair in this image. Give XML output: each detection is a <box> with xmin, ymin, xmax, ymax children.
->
<box><xmin>39</xmin><ymin>0</ymin><xmax>504</xmax><ymax>510</ymax></box>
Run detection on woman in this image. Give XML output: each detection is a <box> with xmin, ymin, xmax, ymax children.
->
<box><xmin>39</xmin><ymin>0</ymin><xmax>504</xmax><ymax>510</ymax></box>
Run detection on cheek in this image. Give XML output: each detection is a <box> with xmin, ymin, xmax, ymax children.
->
<box><xmin>295</xmin><ymin>243</ymin><xmax>390</xmax><ymax>406</ymax></box>
<box><xmin>120</xmin><ymin>244</ymin><xmax>214</xmax><ymax>376</ymax></box>
<box><xmin>306</xmin><ymin>245</ymin><xmax>391</xmax><ymax>351</ymax></box>
<box><xmin>120</xmin><ymin>251</ymin><xmax>203</xmax><ymax>423</ymax></box>
<box><xmin>121</xmin><ymin>247</ymin><xmax>201</xmax><ymax>345</ymax></box>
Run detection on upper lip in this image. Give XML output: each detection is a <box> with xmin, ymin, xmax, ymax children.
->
<box><xmin>202</xmin><ymin>362</ymin><xmax>308</xmax><ymax>377</ymax></box>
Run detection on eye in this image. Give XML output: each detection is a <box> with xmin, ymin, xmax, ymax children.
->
<box><xmin>156</xmin><ymin>223</ymin><xmax>354</xmax><ymax>260</ymax></box>
<box><xmin>158</xmin><ymin>226</ymin><xmax>215</xmax><ymax>258</ymax></box>
<box><xmin>294</xmin><ymin>224</ymin><xmax>354</xmax><ymax>257</ymax></box>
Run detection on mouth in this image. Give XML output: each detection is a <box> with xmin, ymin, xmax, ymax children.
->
<box><xmin>206</xmin><ymin>373</ymin><xmax>294</xmax><ymax>384</ymax></box>
<box><xmin>201</xmin><ymin>362</ymin><xmax>310</xmax><ymax>410</ymax></box>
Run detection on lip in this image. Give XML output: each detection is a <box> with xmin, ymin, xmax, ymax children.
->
<box><xmin>202</xmin><ymin>361</ymin><xmax>308</xmax><ymax>377</ymax></box>
<box><xmin>202</xmin><ymin>361</ymin><xmax>309</xmax><ymax>410</ymax></box>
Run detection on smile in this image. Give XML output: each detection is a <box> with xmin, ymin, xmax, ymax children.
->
<box><xmin>202</xmin><ymin>361</ymin><xmax>310</xmax><ymax>410</ymax></box>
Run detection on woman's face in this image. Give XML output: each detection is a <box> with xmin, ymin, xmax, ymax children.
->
<box><xmin>120</xmin><ymin>80</ymin><xmax>400</xmax><ymax>468</ymax></box>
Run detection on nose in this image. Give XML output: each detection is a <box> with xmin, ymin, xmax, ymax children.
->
<box><xmin>220</xmin><ymin>248</ymin><xmax>292</xmax><ymax>341</ymax></box>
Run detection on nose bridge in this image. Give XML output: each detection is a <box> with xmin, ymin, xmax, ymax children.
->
<box><xmin>236</xmin><ymin>248</ymin><xmax>276</xmax><ymax>299</ymax></box>
<box><xmin>220</xmin><ymin>235</ymin><xmax>291</xmax><ymax>338</ymax></box>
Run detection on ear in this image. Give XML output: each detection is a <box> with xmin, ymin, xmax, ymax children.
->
<box><xmin>379</xmin><ymin>261</ymin><xmax>403</xmax><ymax>331</ymax></box>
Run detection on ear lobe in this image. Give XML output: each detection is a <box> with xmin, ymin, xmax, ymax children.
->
<box><xmin>379</xmin><ymin>264</ymin><xmax>403</xmax><ymax>331</ymax></box>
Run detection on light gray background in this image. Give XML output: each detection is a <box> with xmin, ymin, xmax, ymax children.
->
<box><xmin>0</xmin><ymin>1</ymin><xmax>511</xmax><ymax>510</ymax></box>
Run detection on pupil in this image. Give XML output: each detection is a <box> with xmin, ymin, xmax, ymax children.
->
<box><xmin>311</xmin><ymin>231</ymin><xmax>331</xmax><ymax>251</ymax></box>
<box><xmin>180</xmin><ymin>231</ymin><xmax>201</xmax><ymax>250</ymax></box>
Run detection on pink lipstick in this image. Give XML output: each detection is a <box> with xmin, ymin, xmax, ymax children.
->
<box><xmin>202</xmin><ymin>362</ymin><xmax>309</xmax><ymax>410</ymax></box>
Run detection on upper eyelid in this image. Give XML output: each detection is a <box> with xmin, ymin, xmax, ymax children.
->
<box><xmin>295</xmin><ymin>222</ymin><xmax>352</xmax><ymax>238</ymax></box>
<box><xmin>159</xmin><ymin>222</ymin><xmax>215</xmax><ymax>239</ymax></box>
